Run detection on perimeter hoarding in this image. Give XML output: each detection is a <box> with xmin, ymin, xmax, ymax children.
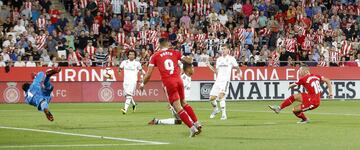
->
<box><xmin>1</xmin><ymin>67</ymin><xmax>359</xmax><ymax>103</ymax></box>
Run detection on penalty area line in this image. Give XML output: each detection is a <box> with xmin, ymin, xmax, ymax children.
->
<box><xmin>0</xmin><ymin>126</ymin><xmax>169</xmax><ymax>145</ymax></box>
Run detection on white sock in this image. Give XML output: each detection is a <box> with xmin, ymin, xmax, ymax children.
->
<box><xmin>219</xmin><ymin>99</ymin><xmax>226</xmax><ymax>116</ymax></box>
<box><xmin>157</xmin><ymin>118</ymin><xmax>176</xmax><ymax>125</ymax></box>
<box><xmin>130</xmin><ymin>96</ymin><xmax>136</xmax><ymax>106</ymax></box>
<box><xmin>210</xmin><ymin>100</ymin><xmax>218</xmax><ymax>110</ymax></box>
<box><xmin>169</xmin><ymin>106</ymin><xmax>179</xmax><ymax>120</ymax></box>
<box><xmin>124</xmin><ymin>97</ymin><xmax>131</xmax><ymax>111</ymax></box>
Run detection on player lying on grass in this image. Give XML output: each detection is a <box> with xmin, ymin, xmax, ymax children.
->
<box><xmin>140</xmin><ymin>38</ymin><xmax>202</xmax><ymax>137</ymax></box>
<box><xmin>118</xmin><ymin>50</ymin><xmax>145</xmax><ymax>114</ymax></box>
<box><xmin>269</xmin><ymin>66</ymin><xmax>333</xmax><ymax>123</ymax></box>
<box><xmin>148</xmin><ymin>61</ymin><xmax>194</xmax><ymax>125</ymax></box>
<box><xmin>22</xmin><ymin>68</ymin><xmax>61</xmax><ymax>121</ymax></box>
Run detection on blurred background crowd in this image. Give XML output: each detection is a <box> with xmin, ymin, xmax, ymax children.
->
<box><xmin>0</xmin><ymin>0</ymin><xmax>359</xmax><ymax>68</ymax></box>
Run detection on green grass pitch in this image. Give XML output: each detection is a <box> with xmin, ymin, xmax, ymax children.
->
<box><xmin>1</xmin><ymin>101</ymin><xmax>360</xmax><ymax>150</ymax></box>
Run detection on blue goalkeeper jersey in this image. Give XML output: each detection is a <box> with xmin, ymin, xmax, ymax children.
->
<box><xmin>24</xmin><ymin>72</ymin><xmax>52</xmax><ymax>110</ymax></box>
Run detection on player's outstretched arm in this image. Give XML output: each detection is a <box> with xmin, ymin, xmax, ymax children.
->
<box><xmin>142</xmin><ymin>65</ymin><xmax>154</xmax><ymax>86</ymax></box>
<box><xmin>321</xmin><ymin>77</ymin><xmax>333</xmax><ymax>99</ymax></box>
<box><xmin>288</xmin><ymin>83</ymin><xmax>297</xmax><ymax>90</ymax></box>
<box><xmin>207</xmin><ymin>62</ymin><xmax>216</xmax><ymax>74</ymax></box>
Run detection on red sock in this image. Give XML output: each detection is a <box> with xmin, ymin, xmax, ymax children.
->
<box><xmin>293</xmin><ymin>111</ymin><xmax>307</xmax><ymax>121</ymax></box>
<box><xmin>280</xmin><ymin>95</ymin><xmax>295</xmax><ymax>109</ymax></box>
<box><xmin>178</xmin><ymin>109</ymin><xmax>193</xmax><ymax>128</ymax></box>
<box><xmin>183</xmin><ymin>104</ymin><xmax>198</xmax><ymax>123</ymax></box>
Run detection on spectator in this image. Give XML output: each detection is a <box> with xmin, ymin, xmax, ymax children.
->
<box><xmin>218</xmin><ymin>9</ymin><xmax>228</xmax><ymax>25</ymax></box>
<box><xmin>26</xmin><ymin>56</ymin><xmax>36</xmax><ymax>67</ymax></box>
<box><xmin>14</xmin><ymin>56</ymin><xmax>25</xmax><ymax>67</ymax></box>
<box><xmin>46</xmin><ymin>35</ymin><xmax>57</xmax><ymax>57</ymax></box>
<box><xmin>110</xmin><ymin>14</ymin><xmax>121</xmax><ymax>31</ymax></box>
<box><xmin>198</xmin><ymin>50</ymin><xmax>210</xmax><ymax>67</ymax></box>
<box><xmin>0</xmin><ymin>55</ymin><xmax>6</xmax><ymax>67</ymax></box>
<box><xmin>95</xmin><ymin>47</ymin><xmax>108</xmax><ymax>66</ymax></box>
<box><xmin>180</xmin><ymin>12</ymin><xmax>191</xmax><ymax>29</ymax></box>
<box><xmin>355</xmin><ymin>53</ymin><xmax>360</xmax><ymax>66</ymax></box>
<box><xmin>48</xmin><ymin>56</ymin><xmax>58</xmax><ymax>67</ymax></box>
<box><xmin>170</xmin><ymin>2</ymin><xmax>183</xmax><ymax>19</ymax></box>
<box><xmin>41</xmin><ymin>49</ymin><xmax>51</xmax><ymax>65</ymax></box>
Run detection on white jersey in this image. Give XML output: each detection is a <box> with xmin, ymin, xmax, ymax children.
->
<box><xmin>215</xmin><ymin>55</ymin><xmax>238</xmax><ymax>82</ymax></box>
<box><xmin>181</xmin><ymin>73</ymin><xmax>191</xmax><ymax>100</ymax></box>
<box><xmin>120</xmin><ymin>60</ymin><xmax>142</xmax><ymax>83</ymax></box>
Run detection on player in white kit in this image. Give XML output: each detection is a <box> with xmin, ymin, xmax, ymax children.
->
<box><xmin>208</xmin><ymin>45</ymin><xmax>240</xmax><ymax>120</ymax></box>
<box><xmin>119</xmin><ymin>50</ymin><xmax>145</xmax><ymax>114</ymax></box>
<box><xmin>148</xmin><ymin>59</ymin><xmax>194</xmax><ymax>125</ymax></box>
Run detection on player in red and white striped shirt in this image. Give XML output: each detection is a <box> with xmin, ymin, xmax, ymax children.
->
<box><xmin>79</xmin><ymin>0</ymin><xmax>88</xmax><ymax>9</ymax></box>
<box><xmin>317</xmin><ymin>55</ymin><xmax>328</xmax><ymax>67</ymax></box>
<box><xmin>36</xmin><ymin>15</ymin><xmax>47</xmax><ymax>30</ymax></box>
<box><xmin>125</xmin><ymin>0</ymin><xmax>137</xmax><ymax>14</ymax></box>
<box><xmin>340</xmin><ymin>39</ymin><xmax>352</xmax><ymax>57</ymax></box>
<box><xmin>195</xmin><ymin>0</ymin><xmax>211</xmax><ymax>16</ymax></box>
<box><xmin>35</xmin><ymin>31</ymin><xmax>48</xmax><ymax>50</ymax></box>
<box><xmin>92</xmin><ymin>20</ymin><xmax>100</xmax><ymax>36</ymax></box>
<box><xmin>68</xmin><ymin>48</ymin><xmax>82</xmax><ymax>66</ymax></box>
<box><xmin>183</xmin><ymin>2</ymin><xmax>193</xmax><ymax>15</ymax></box>
<box><xmin>138</xmin><ymin>28</ymin><xmax>148</xmax><ymax>46</ymax></box>
<box><xmin>329</xmin><ymin>46</ymin><xmax>339</xmax><ymax>65</ymax></box>
<box><xmin>85</xmin><ymin>42</ymin><xmax>96</xmax><ymax>60</ymax></box>
<box><xmin>129</xmin><ymin>32</ymin><xmax>137</xmax><ymax>45</ymax></box>
<box><xmin>234</xmin><ymin>26</ymin><xmax>246</xmax><ymax>44</ymax></box>
<box><xmin>285</xmin><ymin>36</ymin><xmax>297</xmax><ymax>53</ymax></box>
<box><xmin>259</xmin><ymin>28</ymin><xmax>271</xmax><ymax>37</ymax></box>
<box><xmin>116</xmin><ymin>30</ymin><xmax>126</xmax><ymax>45</ymax></box>
<box><xmin>301</xmin><ymin>36</ymin><xmax>312</xmax><ymax>52</ymax></box>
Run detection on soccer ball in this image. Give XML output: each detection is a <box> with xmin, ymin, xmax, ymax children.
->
<box><xmin>103</xmin><ymin>68</ymin><xmax>114</xmax><ymax>79</ymax></box>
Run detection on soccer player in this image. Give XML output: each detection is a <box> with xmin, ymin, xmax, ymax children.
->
<box><xmin>148</xmin><ymin>61</ymin><xmax>194</xmax><ymax>125</ymax></box>
<box><xmin>268</xmin><ymin>66</ymin><xmax>333</xmax><ymax>123</ymax></box>
<box><xmin>118</xmin><ymin>50</ymin><xmax>145</xmax><ymax>114</ymax></box>
<box><xmin>141</xmin><ymin>38</ymin><xmax>201</xmax><ymax>137</ymax></box>
<box><xmin>208</xmin><ymin>45</ymin><xmax>240</xmax><ymax>120</ymax></box>
<box><xmin>22</xmin><ymin>68</ymin><xmax>61</xmax><ymax>121</ymax></box>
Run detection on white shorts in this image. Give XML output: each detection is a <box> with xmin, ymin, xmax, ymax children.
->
<box><xmin>123</xmin><ymin>82</ymin><xmax>137</xmax><ymax>96</ymax></box>
<box><xmin>184</xmin><ymin>87</ymin><xmax>191</xmax><ymax>100</ymax></box>
<box><xmin>209</xmin><ymin>81</ymin><xmax>230</xmax><ymax>97</ymax></box>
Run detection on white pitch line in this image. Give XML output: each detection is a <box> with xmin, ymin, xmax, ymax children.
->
<box><xmin>0</xmin><ymin>126</ymin><xmax>169</xmax><ymax>145</ymax></box>
<box><xmin>0</xmin><ymin>143</ymin><xmax>155</xmax><ymax>148</ymax></box>
<box><xmin>197</xmin><ymin>108</ymin><xmax>360</xmax><ymax>116</ymax></box>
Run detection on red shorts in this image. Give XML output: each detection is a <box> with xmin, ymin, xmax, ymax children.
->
<box><xmin>300</xmin><ymin>93</ymin><xmax>320</xmax><ymax>111</ymax></box>
<box><xmin>162</xmin><ymin>78</ymin><xmax>185</xmax><ymax>104</ymax></box>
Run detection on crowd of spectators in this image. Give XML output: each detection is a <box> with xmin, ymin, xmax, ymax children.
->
<box><xmin>0</xmin><ymin>0</ymin><xmax>359</xmax><ymax>68</ymax></box>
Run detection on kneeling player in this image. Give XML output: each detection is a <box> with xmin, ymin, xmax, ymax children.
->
<box><xmin>269</xmin><ymin>66</ymin><xmax>333</xmax><ymax>123</ymax></box>
<box><xmin>22</xmin><ymin>68</ymin><xmax>61</xmax><ymax>121</ymax></box>
<box><xmin>148</xmin><ymin>61</ymin><xmax>194</xmax><ymax>125</ymax></box>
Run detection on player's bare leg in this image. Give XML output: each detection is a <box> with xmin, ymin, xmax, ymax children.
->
<box><xmin>172</xmin><ymin>100</ymin><xmax>199</xmax><ymax>137</ymax></box>
<box><xmin>293</xmin><ymin>105</ymin><xmax>309</xmax><ymax>124</ymax></box>
<box><xmin>269</xmin><ymin>93</ymin><xmax>302</xmax><ymax>114</ymax></box>
<box><xmin>218</xmin><ymin>93</ymin><xmax>227</xmax><ymax>120</ymax></box>
<box><xmin>181</xmin><ymin>100</ymin><xmax>202</xmax><ymax>135</ymax></box>
<box><xmin>209</xmin><ymin>96</ymin><xmax>220</xmax><ymax>119</ymax></box>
